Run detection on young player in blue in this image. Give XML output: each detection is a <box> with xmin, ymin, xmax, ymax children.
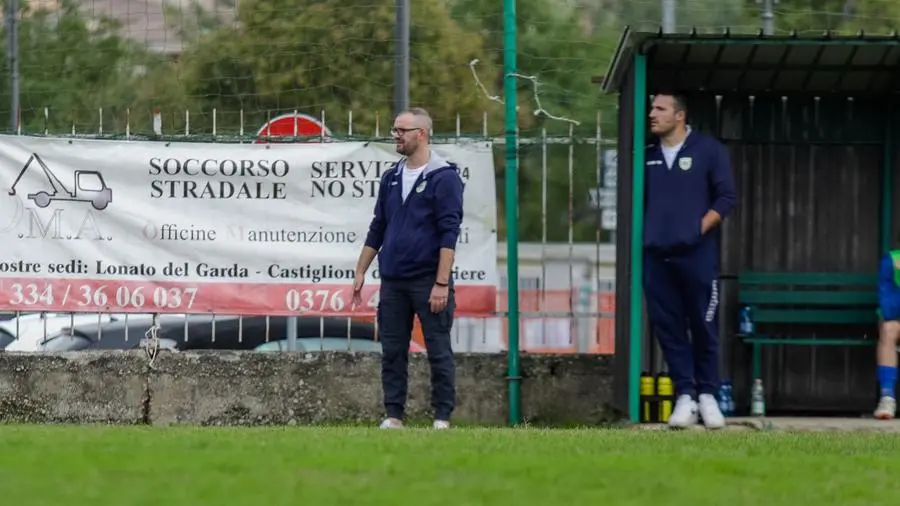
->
<box><xmin>874</xmin><ymin>250</ymin><xmax>900</xmax><ymax>419</ymax></box>
<box><xmin>642</xmin><ymin>93</ymin><xmax>737</xmax><ymax>429</ymax></box>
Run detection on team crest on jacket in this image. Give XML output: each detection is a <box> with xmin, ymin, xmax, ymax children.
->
<box><xmin>416</xmin><ymin>180</ymin><xmax>427</xmax><ymax>193</ymax></box>
<box><xmin>678</xmin><ymin>157</ymin><xmax>692</xmax><ymax>171</ymax></box>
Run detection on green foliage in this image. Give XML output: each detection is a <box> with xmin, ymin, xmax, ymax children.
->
<box><xmin>613</xmin><ymin>0</ymin><xmax>747</xmax><ymax>33</ymax></box>
<box><xmin>756</xmin><ymin>0</ymin><xmax>900</xmax><ymax>34</ymax></box>
<box><xmin>162</xmin><ymin>0</ymin><xmax>499</xmax><ymax>136</ymax></box>
<box><xmin>0</xmin><ymin>0</ymin><xmax>154</xmax><ymax>132</ymax></box>
<box><xmin>0</xmin><ymin>0</ymin><xmax>612</xmax><ymax>243</ymax></box>
<box><xmin>446</xmin><ymin>0</ymin><xmax>614</xmax><ymax>242</ymax></box>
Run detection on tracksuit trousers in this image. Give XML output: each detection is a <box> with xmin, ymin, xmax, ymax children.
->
<box><xmin>378</xmin><ymin>276</ymin><xmax>456</xmax><ymax>421</ymax></box>
<box><xmin>643</xmin><ymin>240</ymin><xmax>720</xmax><ymax>399</ymax></box>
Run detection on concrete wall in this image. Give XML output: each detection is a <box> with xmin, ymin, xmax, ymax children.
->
<box><xmin>0</xmin><ymin>351</ymin><xmax>618</xmax><ymax>426</ymax></box>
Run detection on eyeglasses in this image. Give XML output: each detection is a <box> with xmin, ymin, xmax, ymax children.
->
<box><xmin>391</xmin><ymin>127</ymin><xmax>421</xmax><ymax>136</ymax></box>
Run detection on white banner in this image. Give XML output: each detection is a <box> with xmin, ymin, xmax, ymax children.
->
<box><xmin>0</xmin><ymin>135</ymin><xmax>498</xmax><ymax>316</ymax></box>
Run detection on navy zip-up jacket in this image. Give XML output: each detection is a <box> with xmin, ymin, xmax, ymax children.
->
<box><xmin>644</xmin><ymin>129</ymin><xmax>737</xmax><ymax>252</ymax></box>
<box><xmin>364</xmin><ymin>152</ymin><xmax>464</xmax><ymax>280</ymax></box>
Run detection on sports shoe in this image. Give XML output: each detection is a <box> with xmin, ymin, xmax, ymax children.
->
<box><xmin>698</xmin><ymin>393</ymin><xmax>726</xmax><ymax>429</ymax></box>
<box><xmin>379</xmin><ymin>417</ymin><xmax>404</xmax><ymax>429</ymax></box>
<box><xmin>874</xmin><ymin>396</ymin><xmax>896</xmax><ymax>420</ymax></box>
<box><xmin>433</xmin><ymin>420</ymin><xmax>450</xmax><ymax>430</ymax></box>
<box><xmin>668</xmin><ymin>394</ymin><xmax>699</xmax><ymax>428</ymax></box>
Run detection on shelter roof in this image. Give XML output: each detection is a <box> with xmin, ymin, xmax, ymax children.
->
<box><xmin>601</xmin><ymin>26</ymin><xmax>900</xmax><ymax>94</ymax></box>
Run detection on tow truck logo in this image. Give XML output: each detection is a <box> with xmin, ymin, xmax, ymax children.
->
<box><xmin>8</xmin><ymin>153</ymin><xmax>112</xmax><ymax>211</ymax></box>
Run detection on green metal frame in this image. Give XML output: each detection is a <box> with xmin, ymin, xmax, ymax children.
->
<box><xmin>736</xmin><ymin>271</ymin><xmax>880</xmax><ymax>380</ymax></box>
<box><xmin>503</xmin><ymin>0</ymin><xmax>521</xmax><ymax>426</ymax></box>
<box><xmin>600</xmin><ymin>28</ymin><xmax>900</xmax><ymax>97</ymax></box>
<box><xmin>640</xmin><ymin>37</ymin><xmax>900</xmax><ymax>50</ymax></box>
<box><xmin>628</xmin><ymin>51</ymin><xmax>647</xmax><ymax>424</ymax></box>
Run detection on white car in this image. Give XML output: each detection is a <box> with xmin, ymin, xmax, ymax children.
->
<box><xmin>1</xmin><ymin>312</ymin><xmax>159</xmax><ymax>352</ymax></box>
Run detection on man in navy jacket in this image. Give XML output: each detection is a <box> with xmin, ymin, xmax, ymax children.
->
<box><xmin>352</xmin><ymin>107</ymin><xmax>464</xmax><ymax>430</ymax></box>
<box><xmin>643</xmin><ymin>92</ymin><xmax>737</xmax><ymax>429</ymax></box>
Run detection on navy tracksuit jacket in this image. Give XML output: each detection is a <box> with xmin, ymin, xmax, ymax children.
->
<box><xmin>643</xmin><ymin>129</ymin><xmax>737</xmax><ymax>399</ymax></box>
<box><xmin>364</xmin><ymin>152</ymin><xmax>465</xmax><ymax>421</ymax></box>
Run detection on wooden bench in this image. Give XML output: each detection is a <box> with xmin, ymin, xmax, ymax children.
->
<box><xmin>737</xmin><ymin>272</ymin><xmax>880</xmax><ymax>380</ymax></box>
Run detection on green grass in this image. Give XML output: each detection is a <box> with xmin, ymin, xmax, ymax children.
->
<box><xmin>1</xmin><ymin>425</ymin><xmax>899</xmax><ymax>505</ymax></box>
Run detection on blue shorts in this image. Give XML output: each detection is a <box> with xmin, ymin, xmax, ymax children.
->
<box><xmin>882</xmin><ymin>303</ymin><xmax>900</xmax><ymax>322</ymax></box>
<box><xmin>879</xmin><ymin>286</ymin><xmax>900</xmax><ymax>321</ymax></box>
<box><xmin>878</xmin><ymin>253</ymin><xmax>900</xmax><ymax>321</ymax></box>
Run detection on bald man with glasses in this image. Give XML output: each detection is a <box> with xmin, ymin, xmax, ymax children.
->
<box><xmin>352</xmin><ymin>107</ymin><xmax>465</xmax><ymax>430</ymax></box>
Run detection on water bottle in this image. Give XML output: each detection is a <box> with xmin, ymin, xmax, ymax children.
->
<box><xmin>739</xmin><ymin>305</ymin><xmax>754</xmax><ymax>334</ymax></box>
<box><xmin>726</xmin><ymin>383</ymin><xmax>736</xmax><ymax>416</ymax></box>
<box><xmin>750</xmin><ymin>378</ymin><xmax>766</xmax><ymax>417</ymax></box>
<box><xmin>639</xmin><ymin>371</ymin><xmax>656</xmax><ymax>423</ymax></box>
<box><xmin>718</xmin><ymin>380</ymin><xmax>735</xmax><ymax>417</ymax></box>
<box><xmin>718</xmin><ymin>382</ymin><xmax>730</xmax><ymax>414</ymax></box>
<box><xmin>656</xmin><ymin>374</ymin><xmax>675</xmax><ymax>423</ymax></box>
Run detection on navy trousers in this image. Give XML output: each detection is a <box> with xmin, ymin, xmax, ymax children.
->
<box><xmin>643</xmin><ymin>239</ymin><xmax>720</xmax><ymax>399</ymax></box>
<box><xmin>378</xmin><ymin>276</ymin><xmax>456</xmax><ymax>421</ymax></box>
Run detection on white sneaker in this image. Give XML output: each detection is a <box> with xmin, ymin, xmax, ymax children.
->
<box><xmin>668</xmin><ymin>395</ymin><xmax>699</xmax><ymax>428</ymax></box>
<box><xmin>433</xmin><ymin>420</ymin><xmax>450</xmax><ymax>430</ymax></box>
<box><xmin>379</xmin><ymin>417</ymin><xmax>404</xmax><ymax>429</ymax></box>
<box><xmin>874</xmin><ymin>396</ymin><xmax>896</xmax><ymax>420</ymax></box>
<box><xmin>698</xmin><ymin>393</ymin><xmax>726</xmax><ymax>429</ymax></box>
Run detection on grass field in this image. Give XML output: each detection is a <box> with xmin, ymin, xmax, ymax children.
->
<box><xmin>1</xmin><ymin>424</ymin><xmax>899</xmax><ymax>505</ymax></box>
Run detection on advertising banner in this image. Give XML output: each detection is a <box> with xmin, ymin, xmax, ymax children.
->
<box><xmin>0</xmin><ymin>135</ymin><xmax>498</xmax><ymax>316</ymax></box>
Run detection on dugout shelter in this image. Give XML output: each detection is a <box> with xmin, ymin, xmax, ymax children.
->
<box><xmin>601</xmin><ymin>26</ymin><xmax>900</xmax><ymax>422</ymax></box>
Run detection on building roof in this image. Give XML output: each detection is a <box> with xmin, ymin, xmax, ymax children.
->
<box><xmin>601</xmin><ymin>26</ymin><xmax>900</xmax><ymax>95</ymax></box>
<box><xmin>26</xmin><ymin>0</ymin><xmax>236</xmax><ymax>55</ymax></box>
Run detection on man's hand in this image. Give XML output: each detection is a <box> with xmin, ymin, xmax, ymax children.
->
<box><xmin>701</xmin><ymin>210</ymin><xmax>722</xmax><ymax>235</ymax></box>
<box><xmin>351</xmin><ymin>246</ymin><xmax>378</xmax><ymax>310</ymax></box>
<box><xmin>429</xmin><ymin>284</ymin><xmax>449</xmax><ymax>313</ymax></box>
<box><xmin>352</xmin><ymin>273</ymin><xmax>365</xmax><ymax>309</ymax></box>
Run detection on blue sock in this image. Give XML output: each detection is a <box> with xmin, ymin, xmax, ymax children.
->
<box><xmin>877</xmin><ymin>366</ymin><xmax>897</xmax><ymax>398</ymax></box>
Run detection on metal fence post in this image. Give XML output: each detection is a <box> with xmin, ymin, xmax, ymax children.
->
<box><xmin>503</xmin><ymin>0</ymin><xmax>521</xmax><ymax>426</ymax></box>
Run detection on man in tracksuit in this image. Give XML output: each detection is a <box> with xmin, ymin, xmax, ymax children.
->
<box><xmin>643</xmin><ymin>92</ymin><xmax>737</xmax><ymax>429</ymax></box>
<box><xmin>352</xmin><ymin>107</ymin><xmax>464</xmax><ymax>430</ymax></box>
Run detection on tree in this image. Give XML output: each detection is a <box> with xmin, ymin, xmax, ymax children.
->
<box><xmin>755</xmin><ymin>0</ymin><xmax>900</xmax><ymax>34</ymax></box>
<box><xmin>0</xmin><ymin>0</ymin><xmax>160</xmax><ymax>134</ymax></box>
<box><xmin>448</xmin><ymin>0</ymin><xmax>616</xmax><ymax>242</ymax></box>
<box><xmin>158</xmin><ymin>0</ymin><xmax>499</xmax><ymax>136</ymax></box>
<box><xmin>609</xmin><ymin>0</ymin><xmax>746</xmax><ymax>34</ymax></box>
